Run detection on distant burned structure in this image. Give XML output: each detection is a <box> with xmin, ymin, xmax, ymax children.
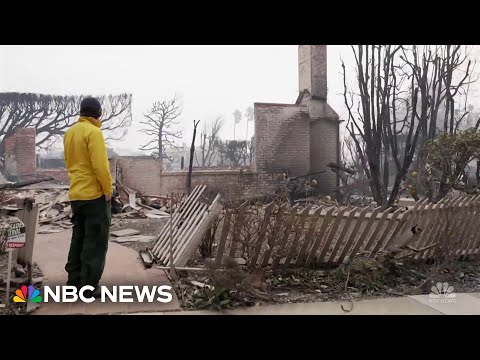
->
<box><xmin>2</xmin><ymin>46</ymin><xmax>341</xmax><ymax>198</ymax></box>
<box><xmin>253</xmin><ymin>45</ymin><xmax>340</xmax><ymax>195</ymax></box>
<box><xmin>3</xmin><ymin>128</ymin><xmax>37</xmax><ymax>182</ymax></box>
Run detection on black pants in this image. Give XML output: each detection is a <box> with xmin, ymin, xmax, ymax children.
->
<box><xmin>65</xmin><ymin>196</ymin><xmax>111</xmax><ymax>288</ymax></box>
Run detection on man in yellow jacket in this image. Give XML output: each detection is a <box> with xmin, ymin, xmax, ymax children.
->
<box><xmin>63</xmin><ymin>97</ymin><xmax>112</xmax><ymax>296</ymax></box>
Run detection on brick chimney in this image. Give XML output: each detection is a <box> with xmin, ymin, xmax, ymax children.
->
<box><xmin>298</xmin><ymin>45</ymin><xmax>327</xmax><ymax>100</ymax></box>
<box><xmin>4</xmin><ymin>128</ymin><xmax>37</xmax><ymax>178</ymax></box>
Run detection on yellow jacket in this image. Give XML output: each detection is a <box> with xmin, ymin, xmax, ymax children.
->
<box><xmin>64</xmin><ymin>116</ymin><xmax>113</xmax><ymax>201</ymax></box>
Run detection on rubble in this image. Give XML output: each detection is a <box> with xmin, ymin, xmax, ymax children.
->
<box><xmin>0</xmin><ymin>179</ymin><xmax>175</xmax><ymax>234</ymax></box>
<box><xmin>112</xmin><ymin>235</ymin><xmax>155</xmax><ymax>243</ymax></box>
<box><xmin>111</xmin><ymin>229</ymin><xmax>141</xmax><ymax>237</ymax></box>
<box><xmin>139</xmin><ymin>248</ymin><xmax>155</xmax><ymax>268</ymax></box>
<box><xmin>172</xmin><ymin>259</ymin><xmax>480</xmax><ymax>311</ymax></box>
<box><xmin>110</xmin><ymin>226</ymin><xmax>156</xmax><ymax>244</ymax></box>
<box><xmin>0</xmin><ymin>261</ymin><xmax>43</xmax><ymax>288</ymax></box>
<box><xmin>113</xmin><ymin>181</ymin><xmax>171</xmax><ymax>219</ymax></box>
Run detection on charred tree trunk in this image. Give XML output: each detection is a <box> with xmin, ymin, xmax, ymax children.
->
<box><xmin>187</xmin><ymin>120</ymin><xmax>200</xmax><ymax>194</ymax></box>
<box><xmin>343</xmin><ymin>45</ymin><xmax>474</xmax><ymax>206</ymax></box>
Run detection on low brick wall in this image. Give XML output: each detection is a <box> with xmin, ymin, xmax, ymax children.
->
<box><xmin>37</xmin><ymin>156</ymin><xmax>283</xmax><ymax>199</ymax></box>
<box><xmin>116</xmin><ymin>157</ymin><xmax>281</xmax><ymax>198</ymax></box>
<box><xmin>37</xmin><ymin>159</ymin><xmax>117</xmax><ymax>185</ymax></box>
<box><xmin>36</xmin><ymin>169</ymin><xmax>70</xmax><ymax>184</ymax></box>
<box><xmin>150</xmin><ymin>170</ymin><xmax>280</xmax><ymax>198</ymax></box>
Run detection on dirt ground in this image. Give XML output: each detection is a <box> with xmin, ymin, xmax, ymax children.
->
<box><xmin>109</xmin><ymin>217</ymin><xmax>168</xmax><ymax>253</ymax></box>
<box><xmin>174</xmin><ymin>259</ymin><xmax>480</xmax><ymax>311</ymax></box>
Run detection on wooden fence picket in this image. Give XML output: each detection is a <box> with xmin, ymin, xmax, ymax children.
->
<box><xmin>212</xmin><ymin>195</ymin><xmax>480</xmax><ymax>268</ymax></box>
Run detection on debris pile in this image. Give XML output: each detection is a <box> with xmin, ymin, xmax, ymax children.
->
<box><xmin>0</xmin><ymin>184</ymin><xmax>72</xmax><ymax>234</ymax></box>
<box><xmin>113</xmin><ymin>181</ymin><xmax>172</xmax><ymax>219</ymax></box>
<box><xmin>36</xmin><ymin>190</ymin><xmax>73</xmax><ymax>233</ymax></box>
<box><xmin>175</xmin><ymin>260</ymin><xmax>271</xmax><ymax>310</ymax></box>
<box><xmin>0</xmin><ymin>179</ymin><xmax>178</xmax><ymax>233</ymax></box>
<box><xmin>110</xmin><ymin>228</ymin><xmax>156</xmax><ymax>243</ymax></box>
<box><xmin>1</xmin><ymin>262</ymin><xmax>43</xmax><ymax>288</ymax></box>
<box><xmin>0</xmin><ymin>261</ymin><xmax>44</xmax><ymax>314</ymax></box>
<box><xmin>173</xmin><ymin>257</ymin><xmax>480</xmax><ymax>311</ymax></box>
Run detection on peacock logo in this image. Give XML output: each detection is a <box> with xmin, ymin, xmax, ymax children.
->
<box><xmin>13</xmin><ymin>285</ymin><xmax>42</xmax><ymax>303</ymax></box>
<box><xmin>429</xmin><ymin>282</ymin><xmax>456</xmax><ymax>303</ymax></box>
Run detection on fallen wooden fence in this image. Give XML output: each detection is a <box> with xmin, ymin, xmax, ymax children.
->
<box><xmin>151</xmin><ymin>185</ymin><xmax>223</xmax><ymax>267</ymax></box>
<box><xmin>213</xmin><ymin>195</ymin><xmax>480</xmax><ymax>268</ymax></box>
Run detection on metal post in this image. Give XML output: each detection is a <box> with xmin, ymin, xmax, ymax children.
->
<box><xmin>5</xmin><ymin>250</ymin><xmax>13</xmax><ymax>307</ymax></box>
<box><xmin>169</xmin><ymin>193</ymin><xmax>177</xmax><ymax>280</ymax></box>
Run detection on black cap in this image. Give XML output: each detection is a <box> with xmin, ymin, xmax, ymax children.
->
<box><xmin>80</xmin><ymin>97</ymin><xmax>102</xmax><ymax>119</ymax></box>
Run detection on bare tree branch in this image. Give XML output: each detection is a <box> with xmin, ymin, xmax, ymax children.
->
<box><xmin>342</xmin><ymin>45</ymin><xmax>475</xmax><ymax>206</ymax></box>
<box><xmin>196</xmin><ymin>116</ymin><xmax>224</xmax><ymax>167</ymax></box>
<box><xmin>138</xmin><ymin>96</ymin><xmax>183</xmax><ymax>162</ymax></box>
<box><xmin>0</xmin><ymin>92</ymin><xmax>132</xmax><ymax>154</ymax></box>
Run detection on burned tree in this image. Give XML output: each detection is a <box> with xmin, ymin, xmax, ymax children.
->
<box><xmin>195</xmin><ymin>116</ymin><xmax>223</xmax><ymax>167</ymax></box>
<box><xmin>343</xmin><ymin>45</ymin><xmax>476</xmax><ymax>206</ymax></box>
<box><xmin>217</xmin><ymin>140</ymin><xmax>250</xmax><ymax>167</ymax></box>
<box><xmin>187</xmin><ymin>120</ymin><xmax>200</xmax><ymax>194</ymax></box>
<box><xmin>0</xmin><ymin>92</ymin><xmax>132</xmax><ymax>154</ymax></box>
<box><xmin>139</xmin><ymin>96</ymin><xmax>183</xmax><ymax>161</ymax></box>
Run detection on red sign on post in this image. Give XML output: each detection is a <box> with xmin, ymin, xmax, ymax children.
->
<box><xmin>0</xmin><ymin>216</ymin><xmax>26</xmax><ymax>251</ymax></box>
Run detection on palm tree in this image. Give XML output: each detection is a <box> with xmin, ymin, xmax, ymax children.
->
<box><xmin>245</xmin><ymin>106</ymin><xmax>253</xmax><ymax>141</ymax></box>
<box><xmin>233</xmin><ymin>109</ymin><xmax>242</xmax><ymax>140</ymax></box>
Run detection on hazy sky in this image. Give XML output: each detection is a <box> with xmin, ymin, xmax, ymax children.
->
<box><xmin>0</xmin><ymin>45</ymin><xmax>355</xmax><ymax>154</ymax></box>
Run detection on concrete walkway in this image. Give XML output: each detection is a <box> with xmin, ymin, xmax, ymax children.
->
<box><xmin>129</xmin><ymin>292</ymin><xmax>480</xmax><ymax>315</ymax></box>
<box><xmin>31</xmin><ymin>229</ymin><xmax>180</xmax><ymax>315</ymax></box>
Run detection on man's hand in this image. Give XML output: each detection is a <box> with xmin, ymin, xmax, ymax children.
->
<box><xmin>105</xmin><ymin>195</ymin><xmax>112</xmax><ymax>202</ymax></box>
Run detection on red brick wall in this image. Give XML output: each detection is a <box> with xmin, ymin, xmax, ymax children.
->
<box><xmin>15</xmin><ymin>128</ymin><xmax>36</xmax><ymax>175</ymax></box>
<box><xmin>4</xmin><ymin>135</ymin><xmax>16</xmax><ymax>156</ymax></box>
<box><xmin>4</xmin><ymin>128</ymin><xmax>37</xmax><ymax>178</ymax></box>
<box><xmin>254</xmin><ymin>103</ymin><xmax>310</xmax><ymax>177</ymax></box>
<box><xmin>39</xmin><ymin>159</ymin><xmax>117</xmax><ymax>185</ymax></box>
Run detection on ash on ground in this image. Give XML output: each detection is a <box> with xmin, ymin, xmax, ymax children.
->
<box><xmin>109</xmin><ymin>218</ymin><xmax>168</xmax><ymax>253</ymax></box>
<box><xmin>173</xmin><ymin>258</ymin><xmax>480</xmax><ymax>311</ymax></box>
<box><xmin>0</xmin><ymin>252</ymin><xmax>44</xmax><ymax>315</ymax></box>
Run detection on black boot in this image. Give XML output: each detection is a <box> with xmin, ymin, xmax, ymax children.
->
<box><xmin>91</xmin><ymin>287</ymin><xmax>102</xmax><ymax>298</ymax></box>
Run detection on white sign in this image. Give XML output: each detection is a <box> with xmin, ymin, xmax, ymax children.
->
<box><xmin>0</xmin><ymin>216</ymin><xmax>26</xmax><ymax>250</ymax></box>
